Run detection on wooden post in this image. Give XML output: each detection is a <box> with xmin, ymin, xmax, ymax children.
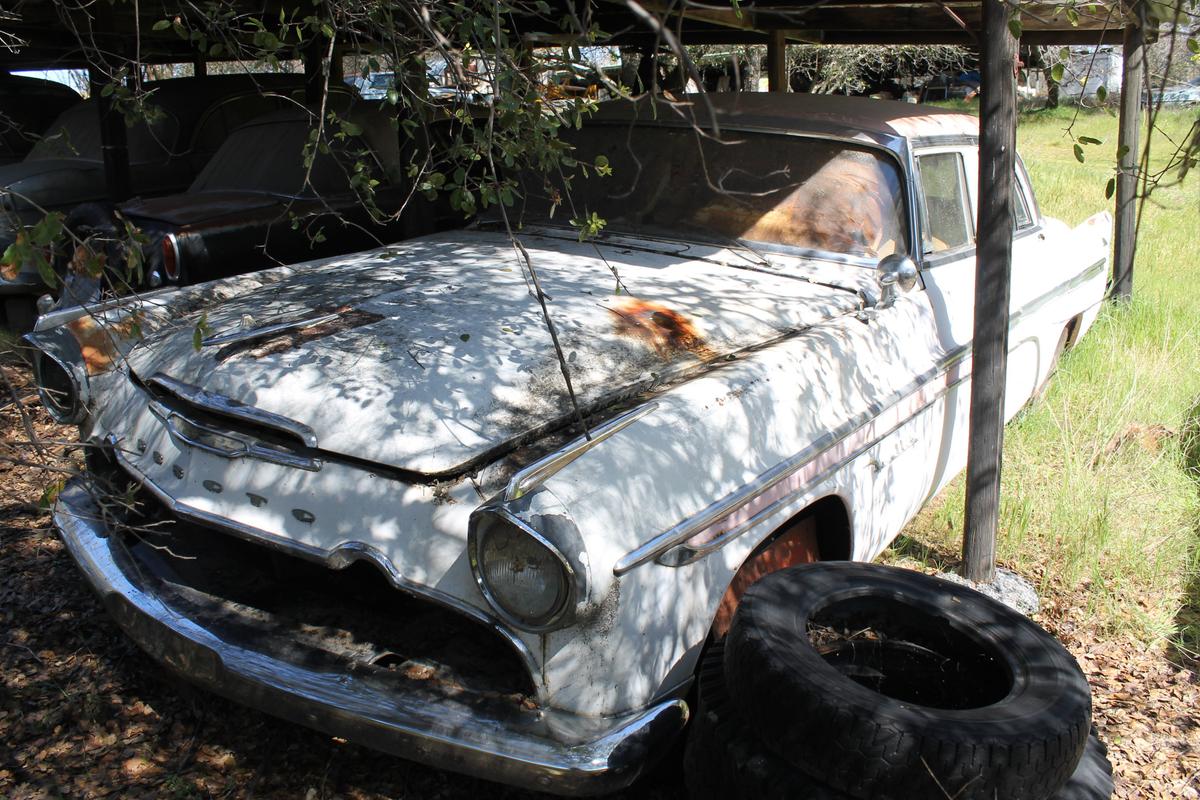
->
<box><xmin>303</xmin><ymin>38</ymin><xmax>329</xmax><ymax>110</ymax></box>
<box><xmin>89</xmin><ymin>67</ymin><xmax>131</xmax><ymax>203</ymax></box>
<box><xmin>767</xmin><ymin>30</ymin><xmax>788</xmax><ymax>92</ymax></box>
<box><xmin>1112</xmin><ymin>0</ymin><xmax>1145</xmax><ymax>300</ymax></box>
<box><xmin>193</xmin><ymin>58</ymin><xmax>207</xmax><ymax>78</ymax></box>
<box><xmin>962</xmin><ymin>0</ymin><xmax>1018</xmax><ymax>584</ymax></box>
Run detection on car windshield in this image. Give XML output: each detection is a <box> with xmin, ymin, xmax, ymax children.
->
<box><xmin>189</xmin><ymin>118</ymin><xmax>367</xmax><ymax>196</ymax></box>
<box><xmin>26</xmin><ymin>101</ymin><xmax>178</xmax><ymax>164</ymax></box>
<box><xmin>516</xmin><ymin>125</ymin><xmax>909</xmax><ymax>259</ymax></box>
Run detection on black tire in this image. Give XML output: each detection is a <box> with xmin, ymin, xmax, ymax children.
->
<box><xmin>1054</xmin><ymin>731</ymin><xmax>1114</xmax><ymax>800</ymax></box>
<box><xmin>684</xmin><ymin>642</ymin><xmax>852</xmax><ymax>800</ymax></box>
<box><xmin>686</xmin><ymin>642</ymin><xmax>1111</xmax><ymax>800</ymax></box>
<box><xmin>725</xmin><ymin>562</ymin><xmax>1093</xmax><ymax>800</ymax></box>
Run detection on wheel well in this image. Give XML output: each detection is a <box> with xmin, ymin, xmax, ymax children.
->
<box><xmin>1064</xmin><ymin>314</ymin><xmax>1083</xmax><ymax>349</ymax></box>
<box><xmin>710</xmin><ymin>495</ymin><xmax>851</xmax><ymax>637</ymax></box>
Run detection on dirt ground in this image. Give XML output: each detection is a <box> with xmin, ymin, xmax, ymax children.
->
<box><xmin>1</xmin><ymin>355</ymin><xmax>1197</xmax><ymax>800</ymax></box>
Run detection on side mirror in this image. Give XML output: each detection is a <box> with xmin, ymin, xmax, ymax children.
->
<box><xmin>876</xmin><ymin>254</ymin><xmax>918</xmax><ymax>308</ymax></box>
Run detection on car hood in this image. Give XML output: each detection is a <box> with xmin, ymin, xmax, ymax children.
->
<box><xmin>0</xmin><ymin>158</ymin><xmax>105</xmax><ymax>210</ymax></box>
<box><xmin>125</xmin><ymin>230</ymin><xmax>864</xmax><ymax>476</ymax></box>
<box><xmin>121</xmin><ymin>190</ymin><xmax>288</xmax><ymax>227</ymax></box>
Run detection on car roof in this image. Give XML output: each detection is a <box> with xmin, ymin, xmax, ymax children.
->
<box><xmin>588</xmin><ymin>93</ymin><xmax>979</xmax><ymax>152</ymax></box>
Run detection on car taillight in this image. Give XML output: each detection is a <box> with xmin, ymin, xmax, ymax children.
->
<box><xmin>162</xmin><ymin>234</ymin><xmax>181</xmax><ymax>281</ymax></box>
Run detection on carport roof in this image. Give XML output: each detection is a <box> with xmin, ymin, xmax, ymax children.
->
<box><xmin>1</xmin><ymin>0</ymin><xmax>1128</xmax><ymax>70</ymax></box>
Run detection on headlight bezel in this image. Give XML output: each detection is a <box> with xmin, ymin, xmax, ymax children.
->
<box><xmin>469</xmin><ymin>501</ymin><xmax>582</xmax><ymax>633</ymax></box>
<box><xmin>24</xmin><ymin>328</ymin><xmax>90</xmax><ymax>424</ymax></box>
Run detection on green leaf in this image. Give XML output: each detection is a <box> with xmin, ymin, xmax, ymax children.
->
<box><xmin>1066</xmin><ymin>6</ymin><xmax>1079</xmax><ymax>25</ymax></box>
<box><xmin>1073</xmin><ymin>143</ymin><xmax>1085</xmax><ymax>163</ymax></box>
<box><xmin>1116</xmin><ymin>144</ymin><xmax>1130</xmax><ymax>160</ymax></box>
<box><xmin>1051</xmin><ymin>63</ymin><xmax>1065</xmax><ymax>83</ymax></box>
<box><xmin>1078</xmin><ymin>135</ymin><xmax>1102</xmax><ymax>145</ymax></box>
<box><xmin>1188</xmin><ymin>38</ymin><xmax>1199</xmax><ymax>55</ymax></box>
<box><xmin>1096</xmin><ymin>85</ymin><xmax>1107</xmax><ymax>103</ymax></box>
<box><xmin>1105</xmin><ymin>177</ymin><xmax>1116</xmax><ymax>199</ymax></box>
<box><xmin>1008</xmin><ymin>16</ymin><xmax>1023</xmax><ymax>38</ymax></box>
<box><xmin>459</xmin><ymin>333</ymin><xmax>470</xmax><ymax>342</ymax></box>
<box><xmin>152</xmin><ymin>19</ymin><xmax>171</xmax><ymax>31</ymax></box>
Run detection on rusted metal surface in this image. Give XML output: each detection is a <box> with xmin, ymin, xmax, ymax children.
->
<box><xmin>710</xmin><ymin>515</ymin><xmax>820</xmax><ymax>637</ymax></box>
<box><xmin>65</xmin><ymin>312</ymin><xmax>140</xmax><ymax>375</ymax></box>
<box><xmin>607</xmin><ymin>297</ymin><xmax>713</xmax><ymax>360</ymax></box>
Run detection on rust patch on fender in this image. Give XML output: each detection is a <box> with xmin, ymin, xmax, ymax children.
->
<box><xmin>66</xmin><ymin>313</ymin><xmax>141</xmax><ymax>375</ymax></box>
<box><xmin>608</xmin><ymin>298</ymin><xmax>712</xmax><ymax>360</ymax></box>
<box><xmin>215</xmin><ymin>305</ymin><xmax>385</xmax><ymax>362</ymax></box>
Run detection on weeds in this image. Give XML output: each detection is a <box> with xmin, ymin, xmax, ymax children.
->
<box><xmin>894</xmin><ymin>106</ymin><xmax>1200</xmax><ymax>656</ymax></box>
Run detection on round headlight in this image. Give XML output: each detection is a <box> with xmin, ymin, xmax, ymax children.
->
<box><xmin>474</xmin><ymin>512</ymin><xmax>571</xmax><ymax>630</ymax></box>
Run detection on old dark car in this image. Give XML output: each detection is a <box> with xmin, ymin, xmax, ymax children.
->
<box><xmin>55</xmin><ymin>103</ymin><xmax>435</xmax><ymax>302</ymax></box>
<box><xmin>0</xmin><ymin>72</ymin><xmax>82</xmax><ymax>166</ymax></box>
<box><xmin>0</xmin><ymin>74</ymin><xmax>332</xmax><ymax>329</ymax></box>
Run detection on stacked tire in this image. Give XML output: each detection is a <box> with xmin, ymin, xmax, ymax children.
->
<box><xmin>684</xmin><ymin>563</ymin><xmax>1114</xmax><ymax>800</ymax></box>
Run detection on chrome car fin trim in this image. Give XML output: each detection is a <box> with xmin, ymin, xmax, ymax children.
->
<box><xmin>613</xmin><ymin>345</ymin><xmax>972</xmax><ymax>576</ymax></box>
<box><xmin>504</xmin><ymin>402</ymin><xmax>659</xmax><ymax>501</ymax></box>
<box><xmin>106</xmin><ymin>441</ymin><xmax>542</xmax><ymax>697</ymax></box>
<box><xmin>146</xmin><ymin>400</ymin><xmax>322</xmax><ymax>472</ymax></box>
<box><xmin>146</xmin><ymin>373</ymin><xmax>319</xmax><ymax>448</ymax></box>
<box><xmin>201</xmin><ymin>311</ymin><xmax>341</xmax><ymax>348</ymax></box>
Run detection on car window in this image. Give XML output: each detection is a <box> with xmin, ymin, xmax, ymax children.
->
<box><xmin>189</xmin><ymin>93</ymin><xmax>297</xmax><ymax>157</ymax></box>
<box><xmin>916</xmin><ymin>152</ymin><xmax>972</xmax><ymax>254</ymax></box>
<box><xmin>1012</xmin><ymin>180</ymin><xmax>1033</xmax><ymax>230</ymax></box>
<box><xmin>189</xmin><ymin>117</ymin><xmax>381</xmax><ymax>196</ymax></box>
<box><xmin>26</xmin><ymin>101</ymin><xmax>179</xmax><ymax>164</ymax></box>
<box><xmin>516</xmin><ymin>126</ymin><xmax>909</xmax><ymax>259</ymax></box>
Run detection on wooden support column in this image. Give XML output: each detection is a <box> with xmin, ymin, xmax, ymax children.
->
<box><xmin>766</xmin><ymin>30</ymin><xmax>788</xmax><ymax>92</ymax></box>
<box><xmin>89</xmin><ymin>68</ymin><xmax>131</xmax><ymax>203</ymax></box>
<box><xmin>193</xmin><ymin>58</ymin><xmax>207</xmax><ymax>77</ymax></box>
<box><xmin>962</xmin><ymin>0</ymin><xmax>1018</xmax><ymax>584</ymax></box>
<box><xmin>303</xmin><ymin>37</ymin><xmax>330</xmax><ymax>110</ymax></box>
<box><xmin>1112</xmin><ymin>0</ymin><xmax>1145</xmax><ymax>300</ymax></box>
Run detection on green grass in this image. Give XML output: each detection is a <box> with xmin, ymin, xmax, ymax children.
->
<box><xmin>894</xmin><ymin>105</ymin><xmax>1200</xmax><ymax>655</ymax></box>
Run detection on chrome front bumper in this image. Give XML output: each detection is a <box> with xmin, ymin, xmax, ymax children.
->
<box><xmin>53</xmin><ymin>478</ymin><xmax>688</xmax><ymax>795</ymax></box>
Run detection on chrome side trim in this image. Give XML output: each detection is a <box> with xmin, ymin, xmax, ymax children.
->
<box><xmin>106</xmin><ymin>441</ymin><xmax>542</xmax><ymax>697</ymax></box>
<box><xmin>52</xmin><ymin>478</ymin><xmax>688</xmax><ymax>796</ymax></box>
<box><xmin>201</xmin><ymin>311</ymin><xmax>341</xmax><ymax>348</ymax></box>
<box><xmin>505</xmin><ymin>403</ymin><xmax>659</xmax><ymax>501</ymax></box>
<box><xmin>658</xmin><ymin>360</ymin><xmax>972</xmax><ymax>567</ymax></box>
<box><xmin>623</xmin><ymin>255</ymin><xmax>1109</xmax><ymax>574</ymax></box>
<box><xmin>1008</xmin><ymin>258</ymin><xmax>1107</xmax><ymax>330</ymax></box>
<box><xmin>612</xmin><ymin>345</ymin><xmax>972</xmax><ymax>576</ymax></box>
<box><xmin>145</xmin><ymin>374</ymin><xmax>319</xmax><ymax>448</ymax></box>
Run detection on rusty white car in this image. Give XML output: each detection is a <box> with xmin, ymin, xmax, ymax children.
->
<box><xmin>28</xmin><ymin>94</ymin><xmax>1110</xmax><ymax>795</ymax></box>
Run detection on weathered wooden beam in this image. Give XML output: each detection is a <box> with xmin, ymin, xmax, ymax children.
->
<box><xmin>89</xmin><ymin>67</ymin><xmax>132</xmax><ymax>203</ymax></box>
<box><xmin>767</xmin><ymin>29</ymin><xmax>788</xmax><ymax>91</ymax></box>
<box><xmin>1112</xmin><ymin>0</ymin><xmax>1144</xmax><ymax>300</ymax></box>
<box><xmin>962</xmin><ymin>0</ymin><xmax>1018</xmax><ymax>584</ymax></box>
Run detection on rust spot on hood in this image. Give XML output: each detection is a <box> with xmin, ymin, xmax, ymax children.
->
<box><xmin>215</xmin><ymin>304</ymin><xmax>385</xmax><ymax>362</ymax></box>
<box><xmin>608</xmin><ymin>298</ymin><xmax>712</xmax><ymax>360</ymax></box>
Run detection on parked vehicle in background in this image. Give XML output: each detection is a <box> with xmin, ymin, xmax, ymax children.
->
<box><xmin>0</xmin><ymin>74</ymin><xmax>337</xmax><ymax>329</ymax></box>
<box><xmin>0</xmin><ymin>72</ymin><xmax>82</xmax><ymax>166</ymax></box>
<box><xmin>56</xmin><ymin>102</ymin><xmax>444</xmax><ymax>302</ymax></box>
<box><xmin>1146</xmin><ymin>82</ymin><xmax>1200</xmax><ymax>106</ymax></box>
<box><xmin>29</xmin><ymin>94</ymin><xmax>1110</xmax><ymax>795</ymax></box>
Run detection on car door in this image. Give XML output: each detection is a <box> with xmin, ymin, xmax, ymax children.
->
<box><xmin>918</xmin><ymin>146</ymin><xmax>1048</xmax><ymax>496</ymax></box>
